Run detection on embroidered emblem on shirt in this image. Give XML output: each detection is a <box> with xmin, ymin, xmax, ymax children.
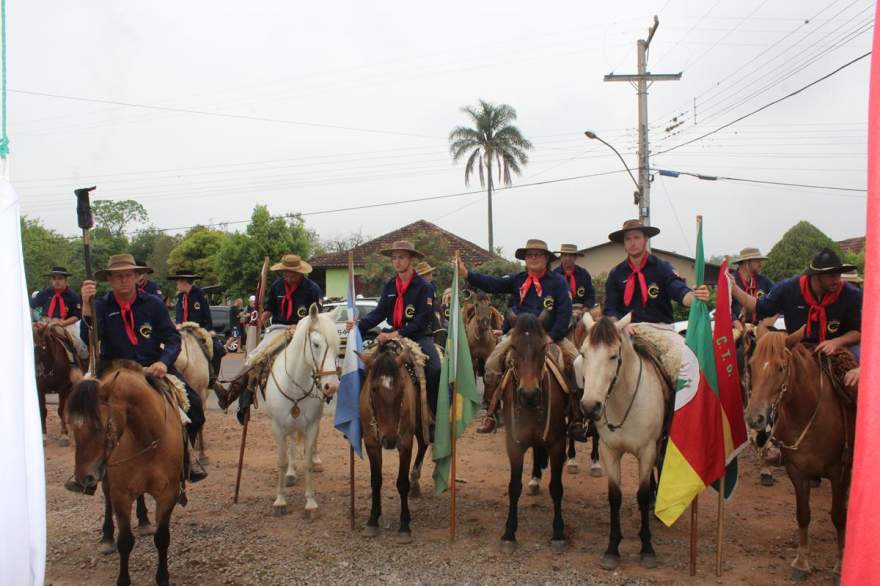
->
<box><xmin>193</xmin><ymin>302</ymin><xmax>201</xmax><ymax>310</ymax></box>
<box><xmin>139</xmin><ymin>323</ymin><xmax>153</xmax><ymax>338</ymax></box>
<box><xmin>647</xmin><ymin>283</ymin><xmax>660</xmax><ymax>299</ymax></box>
<box><xmin>405</xmin><ymin>304</ymin><xmax>416</xmax><ymax>319</ymax></box>
<box><xmin>543</xmin><ymin>297</ymin><xmax>555</xmax><ymax>311</ymax></box>
<box><xmin>297</xmin><ymin>306</ymin><xmax>308</xmax><ymax>318</ymax></box>
<box><xmin>576</xmin><ymin>286</ymin><xmax>586</xmax><ymax>298</ymax></box>
<box><xmin>827</xmin><ymin>320</ymin><xmax>841</xmax><ymax>334</ymax></box>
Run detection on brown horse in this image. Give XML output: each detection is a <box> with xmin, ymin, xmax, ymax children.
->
<box><xmin>32</xmin><ymin>321</ymin><xmax>84</xmax><ymax>445</ymax></box>
<box><xmin>498</xmin><ymin>312</ymin><xmax>568</xmax><ymax>551</ymax></box>
<box><xmin>66</xmin><ymin>365</ymin><xmax>185</xmax><ymax>586</ymax></box>
<box><xmin>463</xmin><ymin>293</ymin><xmax>504</xmax><ymax>380</ymax></box>
<box><xmin>746</xmin><ymin>330</ymin><xmax>855</xmax><ymax>580</ymax></box>
<box><xmin>358</xmin><ymin>341</ymin><xmax>430</xmax><ymax>541</ymax></box>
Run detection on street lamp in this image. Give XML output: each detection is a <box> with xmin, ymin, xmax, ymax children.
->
<box><xmin>584</xmin><ymin>130</ymin><xmax>641</xmax><ymax>206</ymax></box>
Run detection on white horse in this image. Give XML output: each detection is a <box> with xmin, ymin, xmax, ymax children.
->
<box><xmin>174</xmin><ymin>327</ymin><xmax>211</xmax><ymax>462</ymax></box>
<box><xmin>576</xmin><ymin>313</ymin><xmax>667</xmax><ymax>571</ymax></box>
<box><xmin>263</xmin><ymin>304</ymin><xmax>340</xmax><ymax>518</ymax></box>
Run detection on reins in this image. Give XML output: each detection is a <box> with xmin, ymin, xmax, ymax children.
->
<box><xmin>270</xmin><ymin>326</ymin><xmax>340</xmax><ymax>416</ymax></box>
<box><xmin>602</xmin><ymin>355</ymin><xmax>644</xmax><ymax>433</ymax></box>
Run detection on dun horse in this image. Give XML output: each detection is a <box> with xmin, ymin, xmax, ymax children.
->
<box><xmin>32</xmin><ymin>321</ymin><xmax>84</xmax><ymax>445</ymax></box>
<box><xmin>174</xmin><ymin>326</ymin><xmax>211</xmax><ymax>462</ymax></box>
<box><xmin>358</xmin><ymin>341</ymin><xmax>430</xmax><ymax>541</ymax></box>
<box><xmin>578</xmin><ymin>313</ymin><xmax>667</xmax><ymax>570</ymax></box>
<box><xmin>65</xmin><ymin>365</ymin><xmax>184</xmax><ymax>586</ymax></box>
<box><xmin>498</xmin><ymin>312</ymin><xmax>568</xmax><ymax>551</ymax></box>
<box><xmin>746</xmin><ymin>329</ymin><xmax>855</xmax><ymax>580</ymax></box>
<box><xmin>463</xmin><ymin>292</ymin><xmax>503</xmax><ymax>379</ymax></box>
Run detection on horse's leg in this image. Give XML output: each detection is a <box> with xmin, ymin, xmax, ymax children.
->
<box><xmin>528</xmin><ymin>446</ymin><xmax>546</xmax><ymax>495</ymax></box>
<box><xmin>396</xmin><ymin>438</ymin><xmax>414</xmax><ymax>540</ymax></box>
<box><xmin>271</xmin><ymin>423</ymin><xmax>290</xmax><ymax>516</ymax></box>
<box><xmin>636</xmin><ymin>444</ymin><xmax>658</xmax><ymax>568</ymax></box>
<box><xmin>501</xmin><ymin>444</ymin><xmax>525</xmax><ymax>548</ymax></box>
<box><xmin>37</xmin><ymin>383</ymin><xmax>47</xmax><ymax>437</ymax></box>
<box><xmin>788</xmin><ymin>467</ymin><xmax>813</xmax><ymax>580</ymax></box>
<box><xmin>135</xmin><ymin>494</ymin><xmax>154</xmax><ymax>536</ymax></box>
<box><xmin>830</xmin><ymin>467</ymin><xmax>848</xmax><ymax>577</ymax></box>
<box><xmin>57</xmin><ymin>384</ymin><xmax>70</xmax><ymax>446</ymax></box>
<box><xmin>197</xmin><ymin>428</ymin><xmax>208</xmax><ymax>463</ymax></box>
<box><xmin>285</xmin><ymin>433</ymin><xmax>298</xmax><ymax>487</ymax></box>
<box><xmin>549</xmin><ymin>440</ymin><xmax>566</xmax><ymax>549</ymax></box>
<box><xmin>111</xmin><ymin>492</ymin><xmax>135</xmax><ymax>586</ymax></box>
<box><xmin>311</xmin><ymin>435</ymin><xmax>323</xmax><ymax>472</ymax></box>
<box><xmin>153</xmin><ymin>496</ymin><xmax>175</xmax><ymax>586</ymax></box>
<box><xmin>409</xmin><ymin>432</ymin><xmax>428</xmax><ymax>498</ymax></box>
<box><xmin>590</xmin><ymin>425</ymin><xmax>603</xmax><ymax>477</ymax></box>
<box><xmin>100</xmin><ymin>479</ymin><xmax>116</xmax><ymax>554</ymax></box>
<box><xmin>566</xmin><ymin>437</ymin><xmax>578</xmax><ymax>474</ymax></box>
<box><xmin>365</xmin><ymin>444</ymin><xmax>382</xmax><ymax>536</ymax></box>
<box><xmin>600</xmin><ymin>443</ymin><xmax>624</xmax><ymax>570</ymax></box>
<box><xmin>302</xmin><ymin>418</ymin><xmax>320</xmax><ymax>519</ymax></box>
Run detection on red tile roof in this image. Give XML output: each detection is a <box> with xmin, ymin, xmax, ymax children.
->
<box><xmin>309</xmin><ymin>220</ymin><xmax>500</xmax><ymax>268</ymax></box>
<box><xmin>837</xmin><ymin>237</ymin><xmax>866</xmax><ymax>254</ymax></box>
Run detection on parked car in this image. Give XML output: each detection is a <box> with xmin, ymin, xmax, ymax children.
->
<box><xmin>673</xmin><ymin>309</ymin><xmax>785</xmax><ymax>336</ymax></box>
<box><xmin>329</xmin><ymin>299</ymin><xmax>388</xmax><ymax>357</ymax></box>
<box><xmin>209</xmin><ymin>305</ymin><xmax>232</xmax><ymax>336</ymax></box>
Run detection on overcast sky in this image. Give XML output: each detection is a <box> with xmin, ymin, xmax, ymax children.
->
<box><xmin>11</xmin><ymin>0</ymin><xmax>873</xmax><ymax>260</ymax></box>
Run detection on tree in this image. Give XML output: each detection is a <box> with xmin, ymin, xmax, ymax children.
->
<box><xmin>449</xmin><ymin>100</ymin><xmax>533</xmax><ymax>251</ymax></box>
<box><xmin>167</xmin><ymin>226</ymin><xmax>228</xmax><ymax>285</ymax></box>
<box><xmin>92</xmin><ymin>199</ymin><xmax>149</xmax><ymax>237</ymax></box>
<box><xmin>358</xmin><ymin>232</ymin><xmax>456</xmax><ymax>297</ymax></box>
<box><xmin>148</xmin><ymin>233</ymin><xmax>183</xmax><ymax>285</ymax></box>
<box><xmin>321</xmin><ymin>229</ymin><xmax>371</xmax><ymax>254</ymax></box>
<box><xmin>129</xmin><ymin>228</ymin><xmax>164</xmax><ymax>265</ymax></box>
<box><xmin>20</xmin><ymin>216</ymin><xmax>77</xmax><ymax>293</ymax></box>
<box><xmin>216</xmin><ymin>205</ymin><xmax>316</xmax><ymax>299</ymax></box>
<box><xmin>764</xmin><ymin>221</ymin><xmax>841</xmax><ymax>282</ymax></box>
<box><xmin>470</xmin><ymin>257</ymin><xmax>523</xmax><ymax>313</ymax></box>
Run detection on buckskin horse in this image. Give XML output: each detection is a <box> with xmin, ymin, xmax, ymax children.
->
<box><xmin>174</xmin><ymin>324</ymin><xmax>212</xmax><ymax>462</ymax></box>
<box><xmin>358</xmin><ymin>340</ymin><xmax>430</xmax><ymax>541</ymax></box>
<box><xmin>497</xmin><ymin>312</ymin><xmax>568</xmax><ymax>551</ymax></box>
<box><xmin>578</xmin><ymin>313</ymin><xmax>667</xmax><ymax>570</ymax></box>
<box><xmin>32</xmin><ymin>321</ymin><xmax>84</xmax><ymax>446</ymax></box>
<box><xmin>65</xmin><ymin>363</ymin><xmax>185</xmax><ymax>586</ymax></box>
<box><xmin>746</xmin><ymin>328</ymin><xmax>855</xmax><ymax>581</ymax></box>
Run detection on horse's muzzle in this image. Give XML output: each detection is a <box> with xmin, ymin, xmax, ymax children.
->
<box><xmin>516</xmin><ymin>387</ymin><xmax>541</xmax><ymax>409</ymax></box>
<box><xmin>64</xmin><ymin>476</ymin><xmax>97</xmax><ymax>496</ymax></box>
<box><xmin>746</xmin><ymin>410</ymin><xmax>768</xmax><ymax>431</ymax></box>
<box><xmin>582</xmin><ymin>400</ymin><xmax>603</xmax><ymax>422</ymax></box>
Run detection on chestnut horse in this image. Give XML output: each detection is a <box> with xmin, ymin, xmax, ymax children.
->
<box><xmin>32</xmin><ymin>321</ymin><xmax>84</xmax><ymax>445</ymax></box>
<box><xmin>358</xmin><ymin>341</ymin><xmax>430</xmax><ymax>541</ymax></box>
<box><xmin>66</xmin><ymin>365</ymin><xmax>185</xmax><ymax>586</ymax></box>
<box><xmin>463</xmin><ymin>292</ymin><xmax>503</xmax><ymax>380</ymax></box>
<box><xmin>746</xmin><ymin>329</ymin><xmax>855</xmax><ymax>580</ymax></box>
<box><xmin>498</xmin><ymin>312</ymin><xmax>568</xmax><ymax>551</ymax></box>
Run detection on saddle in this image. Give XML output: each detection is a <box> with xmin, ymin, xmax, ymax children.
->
<box><xmin>45</xmin><ymin>323</ymin><xmax>82</xmax><ymax>368</ymax></box>
<box><xmin>178</xmin><ymin>322</ymin><xmax>214</xmax><ymax>362</ymax></box>
<box><xmin>244</xmin><ymin>330</ymin><xmax>295</xmax><ymax>400</ymax></box>
<box><xmin>803</xmin><ymin>345</ymin><xmax>859</xmax><ymax>407</ymax></box>
<box><xmin>108</xmin><ymin>360</ymin><xmax>191</xmax><ymax>414</ymax></box>
<box><xmin>629</xmin><ymin>325</ymin><xmax>680</xmax><ymax>398</ymax></box>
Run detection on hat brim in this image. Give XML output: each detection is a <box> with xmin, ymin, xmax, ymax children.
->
<box><xmin>270</xmin><ymin>261</ymin><xmax>313</xmax><ymax>274</ymax></box>
<box><xmin>168</xmin><ymin>274</ymin><xmax>202</xmax><ymax>281</ymax></box>
<box><xmin>735</xmin><ymin>254</ymin><xmax>768</xmax><ymax>264</ymax></box>
<box><xmin>380</xmin><ymin>248</ymin><xmax>425</xmax><ymax>260</ymax></box>
<box><xmin>514</xmin><ymin>248</ymin><xmax>558</xmax><ymax>261</ymax></box>
<box><xmin>608</xmin><ymin>225</ymin><xmax>660</xmax><ymax>244</ymax></box>
<box><xmin>805</xmin><ymin>264</ymin><xmax>857</xmax><ymax>276</ymax></box>
<box><xmin>45</xmin><ymin>271</ymin><xmax>72</xmax><ymax>278</ymax></box>
<box><xmin>95</xmin><ymin>266</ymin><xmax>152</xmax><ymax>281</ymax></box>
<box><xmin>416</xmin><ymin>265</ymin><xmax>436</xmax><ymax>275</ymax></box>
<box><xmin>554</xmin><ymin>250</ymin><xmax>584</xmax><ymax>257</ymax></box>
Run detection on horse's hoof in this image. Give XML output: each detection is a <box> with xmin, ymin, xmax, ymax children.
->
<box><xmin>760</xmin><ymin>472</ymin><xmax>775</xmax><ymax>487</ymax></box>
<box><xmin>363</xmin><ymin>525</ymin><xmax>380</xmax><ymax>538</ymax></box>
<box><xmin>304</xmin><ymin>508</ymin><xmax>318</xmax><ymax>521</ymax></box>
<box><xmin>272</xmin><ymin>504</ymin><xmax>288</xmax><ymax>517</ymax></box>
<box><xmin>57</xmin><ymin>436</ymin><xmax>70</xmax><ymax>448</ymax></box>
<box><xmin>409</xmin><ymin>484</ymin><xmax>422</xmax><ymax>498</ymax></box>
<box><xmin>136</xmin><ymin>523</ymin><xmax>155</xmax><ymax>537</ymax></box>
<box><xmin>640</xmin><ymin>552</ymin><xmax>658</xmax><ymax>569</ymax></box>
<box><xmin>285</xmin><ymin>475</ymin><xmax>297</xmax><ymax>487</ymax></box>
<box><xmin>397</xmin><ymin>531</ymin><xmax>413</xmax><ymax>544</ymax></box>
<box><xmin>527</xmin><ymin>482</ymin><xmax>540</xmax><ymax>496</ymax></box>
<box><xmin>198</xmin><ymin>455</ymin><xmax>210</xmax><ymax>465</ymax></box>
<box><xmin>550</xmin><ymin>539</ymin><xmax>567</xmax><ymax>553</ymax></box>
<box><xmin>600</xmin><ymin>553</ymin><xmax>620</xmax><ymax>571</ymax></box>
<box><xmin>590</xmin><ymin>461</ymin><xmax>603</xmax><ymax>478</ymax></box>
<box><xmin>789</xmin><ymin>568</ymin><xmax>810</xmax><ymax>582</ymax></box>
<box><xmin>100</xmin><ymin>540</ymin><xmax>116</xmax><ymax>555</ymax></box>
<box><xmin>499</xmin><ymin>539</ymin><xmax>517</xmax><ymax>554</ymax></box>
<box><xmin>566</xmin><ymin>460</ymin><xmax>579</xmax><ymax>474</ymax></box>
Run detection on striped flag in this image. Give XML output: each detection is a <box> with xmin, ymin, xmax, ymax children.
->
<box><xmin>333</xmin><ymin>267</ymin><xmax>364</xmax><ymax>457</ymax></box>
<box><xmin>655</xmin><ymin>219</ymin><xmax>727</xmax><ymax>526</ymax></box>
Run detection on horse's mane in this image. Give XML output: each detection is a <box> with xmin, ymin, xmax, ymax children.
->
<box><xmin>475</xmin><ymin>292</ymin><xmax>491</xmax><ymax>304</ymax></box>
<box><xmin>510</xmin><ymin>312</ymin><xmax>544</xmax><ymax>341</ymax></box>
<box><xmin>752</xmin><ymin>331</ymin><xmax>788</xmax><ymax>364</ymax></box>
<box><xmin>67</xmin><ymin>378</ymin><xmax>102</xmax><ymax>429</ymax></box>
<box><xmin>588</xmin><ymin>317</ymin><xmax>621</xmax><ymax>347</ymax></box>
<box><xmin>290</xmin><ymin>311</ymin><xmax>340</xmax><ymax>357</ymax></box>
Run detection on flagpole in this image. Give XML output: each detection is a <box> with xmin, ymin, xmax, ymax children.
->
<box><xmin>716</xmin><ymin>474</ymin><xmax>725</xmax><ymax>576</ymax></box>
<box><xmin>450</xmin><ymin>250</ymin><xmax>460</xmax><ymax>542</ymax></box>
<box><xmin>690</xmin><ymin>496</ymin><xmax>698</xmax><ymax>576</ymax></box>
<box><xmin>348</xmin><ymin>251</ymin><xmax>356</xmax><ymax>531</ymax></box>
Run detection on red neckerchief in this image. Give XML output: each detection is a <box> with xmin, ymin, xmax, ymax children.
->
<box><xmin>181</xmin><ymin>292</ymin><xmax>190</xmax><ymax>322</ymax></box>
<box><xmin>281</xmin><ymin>281</ymin><xmax>300</xmax><ymax>320</ymax></box>
<box><xmin>563</xmin><ymin>268</ymin><xmax>577</xmax><ymax>297</ymax></box>
<box><xmin>48</xmin><ymin>288</ymin><xmax>68</xmax><ymax>320</ymax></box>
<box><xmin>519</xmin><ymin>270</ymin><xmax>546</xmax><ymax>303</ymax></box>
<box><xmin>623</xmin><ymin>255</ymin><xmax>649</xmax><ymax>307</ymax></box>
<box><xmin>138</xmin><ymin>280</ymin><xmax>147</xmax><ymax>293</ymax></box>
<box><xmin>799</xmin><ymin>274</ymin><xmax>843</xmax><ymax>342</ymax></box>
<box><xmin>737</xmin><ymin>270</ymin><xmax>758</xmax><ymax>323</ymax></box>
<box><xmin>393</xmin><ymin>273</ymin><xmax>414</xmax><ymax>329</ymax></box>
<box><xmin>113</xmin><ymin>294</ymin><xmax>138</xmax><ymax>346</ymax></box>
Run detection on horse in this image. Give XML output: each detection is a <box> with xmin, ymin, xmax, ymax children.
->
<box><xmin>65</xmin><ymin>364</ymin><xmax>184</xmax><ymax>586</ymax></box>
<box><xmin>174</xmin><ymin>325</ymin><xmax>211</xmax><ymax>462</ymax></box>
<box><xmin>32</xmin><ymin>321</ymin><xmax>84</xmax><ymax>445</ymax></box>
<box><xmin>565</xmin><ymin>306</ymin><xmax>603</xmax><ymax>477</ymax></box>
<box><xmin>746</xmin><ymin>328</ymin><xmax>854</xmax><ymax>580</ymax></box>
<box><xmin>497</xmin><ymin>312</ymin><xmax>568</xmax><ymax>551</ymax></box>
<box><xmin>463</xmin><ymin>292</ymin><xmax>504</xmax><ymax>380</ymax></box>
<box><xmin>578</xmin><ymin>313</ymin><xmax>667</xmax><ymax>570</ymax></box>
<box><xmin>358</xmin><ymin>340</ymin><xmax>430</xmax><ymax>541</ymax></box>
<box><xmin>262</xmin><ymin>304</ymin><xmax>340</xmax><ymax>518</ymax></box>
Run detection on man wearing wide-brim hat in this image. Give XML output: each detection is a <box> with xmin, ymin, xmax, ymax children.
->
<box><xmin>415</xmin><ymin>260</ymin><xmax>443</xmax><ymax>335</ymax></box>
<box><xmin>80</xmin><ymin>253</ymin><xmax>207</xmax><ymax>481</ymax></box>
<box><xmin>554</xmin><ymin>243</ymin><xmax>596</xmax><ymax>310</ymax></box>
<box><xmin>30</xmin><ymin>266</ymin><xmax>89</xmax><ymax>359</ymax></box>
<box><xmin>134</xmin><ymin>258</ymin><xmax>163</xmax><ymax>299</ymax></box>
<box><xmin>730</xmin><ymin>247</ymin><xmax>776</xmax><ymax>328</ymax></box>
<box><xmin>733</xmin><ymin>247</ymin><xmax>863</xmax><ymax>355</ymax></box>
<box><xmin>457</xmin><ymin>238</ymin><xmax>577</xmax><ymax>435</ymax></box>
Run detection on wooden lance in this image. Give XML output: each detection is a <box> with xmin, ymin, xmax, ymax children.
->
<box><xmin>74</xmin><ymin>186</ymin><xmax>98</xmax><ymax>375</ymax></box>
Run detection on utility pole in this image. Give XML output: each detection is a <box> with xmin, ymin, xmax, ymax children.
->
<box><xmin>604</xmin><ymin>16</ymin><xmax>681</xmax><ymax>227</ymax></box>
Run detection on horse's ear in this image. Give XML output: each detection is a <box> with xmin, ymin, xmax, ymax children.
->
<box><xmin>506</xmin><ymin>309</ymin><xmax>518</xmax><ymax>329</ymax></box>
<box><xmin>581</xmin><ymin>311</ymin><xmax>595</xmax><ymax>331</ymax></box>
<box><xmin>755</xmin><ymin>324</ymin><xmax>769</xmax><ymax>341</ymax></box>
<box><xmin>785</xmin><ymin>326</ymin><xmax>805</xmax><ymax>349</ymax></box>
<box><xmin>308</xmin><ymin>303</ymin><xmax>319</xmax><ymax>320</ymax></box>
<box><xmin>491</xmin><ymin>307</ymin><xmax>504</xmax><ymax>330</ymax></box>
<box><xmin>615</xmin><ymin>312</ymin><xmax>633</xmax><ymax>331</ymax></box>
<box><xmin>462</xmin><ymin>302</ymin><xmax>476</xmax><ymax>322</ymax></box>
<box><xmin>354</xmin><ymin>350</ymin><xmax>373</xmax><ymax>369</ymax></box>
<box><xmin>538</xmin><ymin>310</ymin><xmax>552</xmax><ymax>331</ymax></box>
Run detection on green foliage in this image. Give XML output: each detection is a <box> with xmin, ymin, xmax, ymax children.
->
<box><xmin>358</xmin><ymin>232</ymin><xmax>457</xmax><ymax>297</ymax></box>
<box><xmin>146</xmin><ymin>233</ymin><xmax>182</xmax><ymax>283</ymax></box>
<box><xmin>92</xmin><ymin>200</ymin><xmax>149</xmax><ymax>237</ymax></box>
<box><xmin>129</xmin><ymin>228</ymin><xmax>164</xmax><ymax>265</ymax></box>
<box><xmin>167</xmin><ymin>226</ymin><xmax>228</xmax><ymax>285</ymax></box>
<box><xmin>469</xmin><ymin>257</ymin><xmax>523</xmax><ymax>313</ymax></box>
<box><xmin>20</xmin><ymin>216</ymin><xmax>77</xmax><ymax>293</ymax></box>
<box><xmin>216</xmin><ymin>205</ymin><xmax>316</xmax><ymax>299</ymax></box>
<box><xmin>592</xmin><ymin>272</ymin><xmax>607</xmax><ymax>309</ymax></box>
<box><xmin>764</xmin><ymin>221</ymin><xmax>841</xmax><ymax>282</ymax></box>
<box><xmin>843</xmin><ymin>250</ymin><xmax>865</xmax><ymax>274</ymax></box>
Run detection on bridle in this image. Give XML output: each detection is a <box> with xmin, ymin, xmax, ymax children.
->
<box><xmin>271</xmin><ymin>327</ymin><xmax>340</xmax><ymax>416</ymax></box>
<box><xmin>503</xmin><ymin>343</ymin><xmax>556</xmax><ymax>442</ymax></box>
<box><xmin>365</xmin><ymin>341</ymin><xmax>414</xmax><ymax>442</ymax></box>
<box><xmin>592</xmin><ymin>344</ymin><xmax>644</xmax><ymax>433</ymax></box>
<box><xmin>766</xmin><ymin>349</ymin><xmax>821</xmax><ymax>451</ymax></box>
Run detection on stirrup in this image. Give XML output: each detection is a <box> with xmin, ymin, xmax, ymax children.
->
<box><xmin>476</xmin><ymin>415</ymin><xmax>497</xmax><ymax>434</ymax></box>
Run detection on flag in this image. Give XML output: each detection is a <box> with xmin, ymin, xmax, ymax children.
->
<box><xmin>711</xmin><ymin>259</ymin><xmax>749</xmax><ymax>499</ymax></box>
<box><xmin>655</xmin><ymin>219</ymin><xmax>727</xmax><ymax>526</ymax></box>
<box><xmin>842</xmin><ymin>10</ymin><xmax>879</xmax><ymax>583</ymax></box>
<box><xmin>333</xmin><ymin>267</ymin><xmax>364</xmax><ymax>457</ymax></box>
<box><xmin>432</xmin><ymin>259</ymin><xmax>480</xmax><ymax>494</ymax></box>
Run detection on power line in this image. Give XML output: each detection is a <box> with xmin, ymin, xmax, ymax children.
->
<box><xmin>654</xmin><ymin>167</ymin><xmax>866</xmax><ymax>194</ymax></box>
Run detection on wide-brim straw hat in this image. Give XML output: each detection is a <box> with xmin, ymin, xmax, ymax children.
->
<box><xmin>380</xmin><ymin>240</ymin><xmax>424</xmax><ymax>259</ymax></box>
<box><xmin>734</xmin><ymin>247</ymin><xmax>768</xmax><ymax>264</ymax></box>
<box><xmin>608</xmin><ymin>219</ymin><xmax>660</xmax><ymax>243</ymax></box>
<box><xmin>514</xmin><ymin>239</ymin><xmax>557</xmax><ymax>261</ymax></box>
<box><xmin>841</xmin><ymin>270</ymin><xmax>863</xmax><ymax>284</ymax></box>
<box><xmin>554</xmin><ymin>243</ymin><xmax>584</xmax><ymax>257</ymax></box>
<box><xmin>270</xmin><ymin>254</ymin><xmax>313</xmax><ymax>274</ymax></box>
<box><xmin>415</xmin><ymin>261</ymin><xmax>436</xmax><ymax>276</ymax></box>
<box><xmin>805</xmin><ymin>248</ymin><xmax>856</xmax><ymax>275</ymax></box>
<box><xmin>167</xmin><ymin>271</ymin><xmax>202</xmax><ymax>280</ymax></box>
<box><xmin>45</xmin><ymin>266</ymin><xmax>72</xmax><ymax>277</ymax></box>
<box><xmin>95</xmin><ymin>254</ymin><xmax>152</xmax><ymax>281</ymax></box>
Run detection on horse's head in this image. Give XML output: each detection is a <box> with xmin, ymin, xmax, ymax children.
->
<box><xmin>577</xmin><ymin>313</ymin><xmax>632</xmax><ymax>421</ymax></box>
<box><xmin>745</xmin><ymin>327</ymin><xmax>802</xmax><ymax>430</ymax></box>
<box><xmin>360</xmin><ymin>342</ymin><xmax>412</xmax><ymax>450</ymax></box>
<box><xmin>506</xmin><ymin>312</ymin><xmax>549</xmax><ymax>408</ymax></box>
<box><xmin>32</xmin><ymin>322</ymin><xmax>49</xmax><ymax>373</ymax></box>
<box><xmin>64</xmin><ymin>372</ymin><xmax>126</xmax><ymax>495</ymax></box>
<box><xmin>472</xmin><ymin>293</ymin><xmax>498</xmax><ymax>334</ymax></box>
<box><xmin>297</xmin><ymin>304</ymin><xmax>341</xmax><ymax>398</ymax></box>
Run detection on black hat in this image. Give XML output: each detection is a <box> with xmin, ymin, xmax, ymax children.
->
<box><xmin>805</xmin><ymin>248</ymin><xmax>856</xmax><ymax>275</ymax></box>
<box><xmin>167</xmin><ymin>270</ymin><xmax>201</xmax><ymax>281</ymax></box>
<box><xmin>133</xmin><ymin>259</ymin><xmax>155</xmax><ymax>275</ymax></box>
<box><xmin>45</xmin><ymin>266</ymin><xmax>72</xmax><ymax>277</ymax></box>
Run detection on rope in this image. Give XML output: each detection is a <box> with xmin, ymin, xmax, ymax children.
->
<box><xmin>0</xmin><ymin>0</ymin><xmax>8</xmax><ymax>158</ymax></box>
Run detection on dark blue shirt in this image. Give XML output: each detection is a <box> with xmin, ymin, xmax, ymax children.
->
<box><xmin>30</xmin><ymin>287</ymin><xmax>83</xmax><ymax>320</ymax></box>
<box><xmin>81</xmin><ymin>291</ymin><xmax>180</xmax><ymax>368</ymax></box>
<box><xmin>604</xmin><ymin>255</ymin><xmax>691</xmax><ymax>324</ymax></box>
<box><xmin>555</xmin><ymin>265</ymin><xmax>596</xmax><ymax>308</ymax></box>
<box><xmin>264</xmin><ymin>277</ymin><xmax>323</xmax><ymax>325</ymax></box>
<box><xmin>359</xmin><ymin>273</ymin><xmax>434</xmax><ymax>340</ymax></box>
<box><xmin>138</xmin><ymin>279</ymin><xmax>164</xmax><ymax>299</ymax></box>
<box><xmin>175</xmin><ymin>286</ymin><xmax>213</xmax><ymax>329</ymax></box>
<box><xmin>756</xmin><ymin>276</ymin><xmax>863</xmax><ymax>343</ymax></box>
<box><xmin>466</xmin><ymin>270</ymin><xmax>572</xmax><ymax>342</ymax></box>
<box><xmin>731</xmin><ymin>270</ymin><xmax>774</xmax><ymax>322</ymax></box>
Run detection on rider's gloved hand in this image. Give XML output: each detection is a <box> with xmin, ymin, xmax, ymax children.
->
<box><xmin>237</xmin><ymin>389</ymin><xmax>253</xmax><ymax>425</ymax></box>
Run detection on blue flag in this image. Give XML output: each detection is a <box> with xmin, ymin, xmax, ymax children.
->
<box><xmin>333</xmin><ymin>271</ymin><xmax>364</xmax><ymax>457</ymax></box>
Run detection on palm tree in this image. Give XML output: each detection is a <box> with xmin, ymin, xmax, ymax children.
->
<box><xmin>449</xmin><ymin>100</ymin><xmax>533</xmax><ymax>252</ymax></box>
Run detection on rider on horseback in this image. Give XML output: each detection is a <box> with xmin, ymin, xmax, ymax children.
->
<box><xmin>170</xmin><ymin>270</ymin><xmax>226</xmax><ymax>394</ymax></box>
<box><xmin>554</xmin><ymin>243</ymin><xmax>596</xmax><ymax>311</ymax></box>
<box><xmin>79</xmin><ymin>254</ymin><xmax>207</xmax><ymax>482</ymax></box>
<box><xmin>134</xmin><ymin>259</ymin><xmax>163</xmax><ymax>298</ymax></box>
<box><xmin>730</xmin><ymin>247</ymin><xmax>775</xmax><ymax>329</ymax></box>
<box><xmin>30</xmin><ymin>266</ymin><xmax>89</xmax><ymax>360</ymax></box>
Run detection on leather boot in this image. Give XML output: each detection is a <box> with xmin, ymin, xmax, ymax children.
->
<box><xmin>476</xmin><ymin>413</ymin><xmax>498</xmax><ymax>434</ymax></box>
<box><xmin>185</xmin><ymin>438</ymin><xmax>207</xmax><ymax>483</ymax></box>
